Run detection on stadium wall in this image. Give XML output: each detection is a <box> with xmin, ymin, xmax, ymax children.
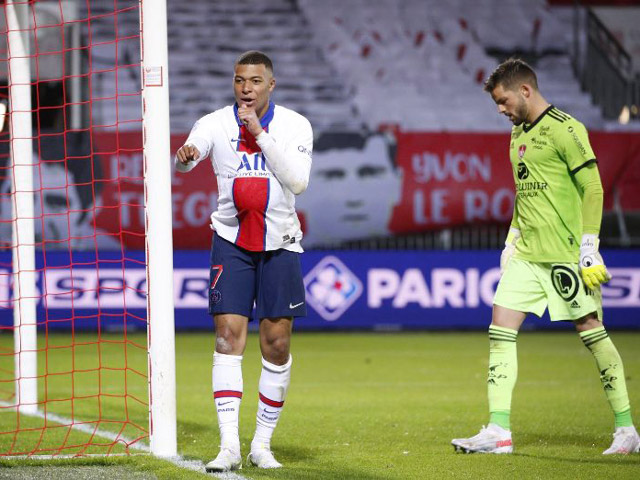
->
<box><xmin>1</xmin><ymin>250</ymin><xmax>638</xmax><ymax>331</ymax></box>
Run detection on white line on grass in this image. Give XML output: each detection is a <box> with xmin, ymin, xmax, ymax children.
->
<box><xmin>0</xmin><ymin>401</ymin><xmax>249</xmax><ymax>479</ymax></box>
<box><xmin>0</xmin><ymin>400</ymin><xmax>149</xmax><ymax>452</ymax></box>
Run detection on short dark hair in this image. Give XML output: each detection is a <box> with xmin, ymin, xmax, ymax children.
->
<box><xmin>235</xmin><ymin>50</ymin><xmax>274</xmax><ymax>75</ymax></box>
<box><xmin>484</xmin><ymin>58</ymin><xmax>538</xmax><ymax>93</ymax></box>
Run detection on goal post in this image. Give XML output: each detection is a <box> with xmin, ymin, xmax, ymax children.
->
<box><xmin>1</xmin><ymin>0</ymin><xmax>177</xmax><ymax>459</ymax></box>
<box><xmin>140</xmin><ymin>0</ymin><xmax>177</xmax><ymax>458</ymax></box>
<box><xmin>7</xmin><ymin>0</ymin><xmax>37</xmax><ymax>416</ymax></box>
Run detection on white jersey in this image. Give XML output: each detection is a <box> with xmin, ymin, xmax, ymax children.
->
<box><xmin>176</xmin><ymin>102</ymin><xmax>313</xmax><ymax>252</ymax></box>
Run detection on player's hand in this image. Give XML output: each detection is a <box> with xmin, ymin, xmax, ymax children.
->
<box><xmin>237</xmin><ymin>103</ymin><xmax>262</xmax><ymax>137</ymax></box>
<box><xmin>579</xmin><ymin>234</ymin><xmax>611</xmax><ymax>290</ymax></box>
<box><xmin>500</xmin><ymin>227</ymin><xmax>520</xmax><ymax>275</ymax></box>
<box><xmin>176</xmin><ymin>144</ymin><xmax>200</xmax><ymax>165</ymax></box>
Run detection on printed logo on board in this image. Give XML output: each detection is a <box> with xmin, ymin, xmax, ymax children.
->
<box><xmin>303</xmin><ymin>256</ymin><xmax>362</xmax><ymax>321</ymax></box>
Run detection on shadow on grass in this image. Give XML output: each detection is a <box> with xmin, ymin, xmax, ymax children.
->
<box><xmin>514</xmin><ymin>451</ymin><xmax>640</xmax><ymax>467</ymax></box>
<box><xmin>513</xmin><ymin>432</ymin><xmax>640</xmax><ymax>466</ymax></box>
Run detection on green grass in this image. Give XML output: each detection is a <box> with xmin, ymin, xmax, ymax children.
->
<box><xmin>1</xmin><ymin>331</ymin><xmax>639</xmax><ymax>479</ymax></box>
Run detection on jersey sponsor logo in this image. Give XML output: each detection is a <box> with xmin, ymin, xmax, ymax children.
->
<box><xmin>297</xmin><ymin>145</ymin><xmax>312</xmax><ymax>157</ymax></box>
<box><xmin>304</xmin><ymin>256</ymin><xmax>363</xmax><ymax>321</ymax></box>
<box><xmin>236</xmin><ymin>153</ymin><xmax>266</xmax><ymax>173</ymax></box>
<box><xmin>289</xmin><ymin>301</ymin><xmax>304</xmax><ymax>309</ymax></box>
<box><xmin>567</xmin><ymin>126</ymin><xmax>587</xmax><ymax>156</ymax></box>
<box><xmin>516</xmin><ymin>162</ymin><xmax>529</xmax><ymax>180</ymax></box>
<box><xmin>518</xmin><ymin>144</ymin><xmax>526</xmax><ymax>159</ymax></box>
<box><xmin>515</xmin><ymin>180</ymin><xmax>548</xmax><ymax>199</ymax></box>
<box><xmin>551</xmin><ymin>265</ymin><xmax>580</xmax><ymax>302</ymax></box>
<box><xmin>530</xmin><ymin>137</ymin><xmax>547</xmax><ymax>149</ymax></box>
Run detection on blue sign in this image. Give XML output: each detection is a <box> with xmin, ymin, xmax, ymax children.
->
<box><xmin>0</xmin><ymin>250</ymin><xmax>638</xmax><ymax>331</ymax></box>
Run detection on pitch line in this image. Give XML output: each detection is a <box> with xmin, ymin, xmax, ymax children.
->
<box><xmin>0</xmin><ymin>401</ymin><xmax>249</xmax><ymax>479</ymax></box>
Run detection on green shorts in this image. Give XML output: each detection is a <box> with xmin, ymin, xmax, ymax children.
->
<box><xmin>493</xmin><ymin>258</ymin><xmax>603</xmax><ymax>322</ymax></box>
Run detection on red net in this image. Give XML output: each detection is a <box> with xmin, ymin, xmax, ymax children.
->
<box><xmin>0</xmin><ymin>0</ymin><xmax>149</xmax><ymax>456</ymax></box>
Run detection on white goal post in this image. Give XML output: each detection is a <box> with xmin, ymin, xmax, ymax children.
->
<box><xmin>140</xmin><ymin>0</ymin><xmax>178</xmax><ymax>458</ymax></box>
<box><xmin>7</xmin><ymin>0</ymin><xmax>177</xmax><ymax>458</ymax></box>
<box><xmin>8</xmin><ymin>0</ymin><xmax>37</xmax><ymax>417</ymax></box>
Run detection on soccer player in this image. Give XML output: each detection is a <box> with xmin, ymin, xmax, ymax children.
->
<box><xmin>175</xmin><ymin>50</ymin><xmax>312</xmax><ymax>471</ymax></box>
<box><xmin>451</xmin><ymin>58</ymin><xmax>639</xmax><ymax>455</ymax></box>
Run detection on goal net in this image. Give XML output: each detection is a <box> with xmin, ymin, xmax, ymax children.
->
<box><xmin>0</xmin><ymin>0</ymin><xmax>175</xmax><ymax>457</ymax></box>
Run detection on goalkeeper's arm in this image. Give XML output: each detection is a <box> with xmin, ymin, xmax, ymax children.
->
<box><xmin>574</xmin><ymin>163</ymin><xmax>610</xmax><ymax>289</ymax></box>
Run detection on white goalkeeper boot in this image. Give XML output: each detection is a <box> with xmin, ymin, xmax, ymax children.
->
<box><xmin>205</xmin><ymin>447</ymin><xmax>242</xmax><ymax>472</ymax></box>
<box><xmin>603</xmin><ymin>426</ymin><xmax>640</xmax><ymax>455</ymax></box>
<box><xmin>451</xmin><ymin>424</ymin><xmax>513</xmax><ymax>454</ymax></box>
<box><xmin>247</xmin><ymin>444</ymin><xmax>282</xmax><ymax>469</ymax></box>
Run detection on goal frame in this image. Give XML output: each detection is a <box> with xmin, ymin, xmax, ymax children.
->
<box><xmin>7</xmin><ymin>0</ymin><xmax>177</xmax><ymax>457</ymax></box>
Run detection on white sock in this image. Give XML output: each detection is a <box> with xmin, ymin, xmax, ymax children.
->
<box><xmin>212</xmin><ymin>352</ymin><xmax>243</xmax><ymax>452</ymax></box>
<box><xmin>252</xmin><ymin>355</ymin><xmax>292</xmax><ymax>451</ymax></box>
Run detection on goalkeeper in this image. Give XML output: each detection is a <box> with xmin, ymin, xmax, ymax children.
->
<box><xmin>452</xmin><ymin>58</ymin><xmax>638</xmax><ymax>455</ymax></box>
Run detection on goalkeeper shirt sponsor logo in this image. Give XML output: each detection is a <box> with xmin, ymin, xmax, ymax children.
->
<box><xmin>567</xmin><ymin>126</ymin><xmax>587</xmax><ymax>156</ymax></box>
<box><xmin>516</xmin><ymin>162</ymin><xmax>529</xmax><ymax>180</ymax></box>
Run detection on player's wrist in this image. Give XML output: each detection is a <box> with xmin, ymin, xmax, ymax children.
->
<box><xmin>505</xmin><ymin>227</ymin><xmax>520</xmax><ymax>246</ymax></box>
<box><xmin>580</xmin><ymin>233</ymin><xmax>598</xmax><ymax>252</ymax></box>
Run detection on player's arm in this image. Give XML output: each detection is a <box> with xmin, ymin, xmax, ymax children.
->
<box><xmin>175</xmin><ymin>118</ymin><xmax>214</xmax><ymax>173</ymax></box>
<box><xmin>255</xmin><ymin>118</ymin><xmax>313</xmax><ymax>195</ymax></box>
<box><xmin>574</xmin><ymin>162</ymin><xmax>610</xmax><ymax>289</ymax></box>
<box><xmin>575</xmin><ymin>162</ymin><xmax>603</xmax><ymax>236</ymax></box>
<box><xmin>558</xmin><ymin>119</ymin><xmax>610</xmax><ymax>289</ymax></box>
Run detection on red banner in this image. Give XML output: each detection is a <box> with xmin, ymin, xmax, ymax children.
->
<box><xmin>90</xmin><ymin>130</ymin><xmax>640</xmax><ymax>249</ymax></box>
<box><xmin>93</xmin><ymin>132</ymin><xmax>218</xmax><ymax>249</ymax></box>
<box><xmin>390</xmin><ymin>132</ymin><xmax>515</xmax><ymax>234</ymax></box>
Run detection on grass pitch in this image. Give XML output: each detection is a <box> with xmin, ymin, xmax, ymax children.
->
<box><xmin>1</xmin><ymin>330</ymin><xmax>639</xmax><ymax>479</ymax></box>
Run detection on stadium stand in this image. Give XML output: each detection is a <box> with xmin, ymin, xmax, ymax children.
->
<box><xmin>81</xmin><ymin>0</ymin><xmax>637</xmax><ymax>133</ymax></box>
<box><xmin>298</xmin><ymin>0</ymin><xmax>605</xmax><ymax>131</ymax></box>
<box><xmin>83</xmin><ymin>0</ymin><xmax>357</xmax><ymax>132</ymax></box>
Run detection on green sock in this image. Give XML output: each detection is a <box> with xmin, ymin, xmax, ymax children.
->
<box><xmin>487</xmin><ymin>325</ymin><xmax>518</xmax><ymax>430</ymax></box>
<box><xmin>580</xmin><ymin>326</ymin><xmax>634</xmax><ymax>428</ymax></box>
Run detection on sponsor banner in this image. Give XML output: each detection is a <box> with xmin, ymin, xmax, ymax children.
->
<box><xmin>86</xmin><ymin>131</ymin><xmax>640</xmax><ymax>249</ymax></box>
<box><xmin>1</xmin><ymin>250</ymin><xmax>638</xmax><ymax>331</ymax></box>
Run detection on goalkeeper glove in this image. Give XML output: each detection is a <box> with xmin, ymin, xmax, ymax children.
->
<box><xmin>579</xmin><ymin>234</ymin><xmax>612</xmax><ymax>290</ymax></box>
<box><xmin>500</xmin><ymin>227</ymin><xmax>520</xmax><ymax>275</ymax></box>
